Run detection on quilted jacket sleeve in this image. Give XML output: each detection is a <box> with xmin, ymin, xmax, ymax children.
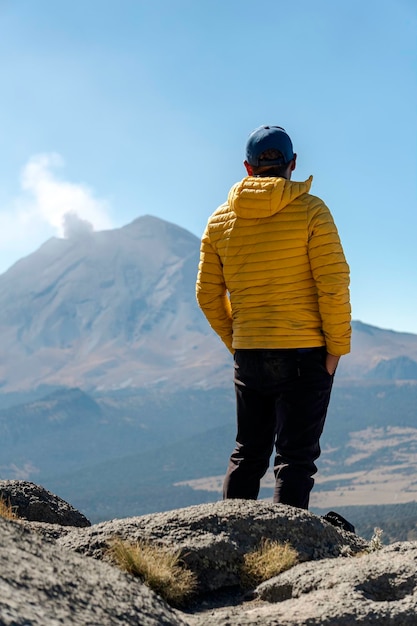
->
<box><xmin>196</xmin><ymin>226</ymin><xmax>234</xmax><ymax>353</ymax></box>
<box><xmin>308</xmin><ymin>199</ymin><xmax>351</xmax><ymax>356</ymax></box>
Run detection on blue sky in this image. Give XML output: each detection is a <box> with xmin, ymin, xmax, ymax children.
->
<box><xmin>0</xmin><ymin>0</ymin><xmax>416</xmax><ymax>333</ymax></box>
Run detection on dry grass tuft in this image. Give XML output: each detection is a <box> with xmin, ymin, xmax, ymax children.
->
<box><xmin>106</xmin><ymin>538</ymin><xmax>197</xmax><ymax>606</ymax></box>
<box><xmin>241</xmin><ymin>538</ymin><xmax>299</xmax><ymax>588</ymax></box>
<box><xmin>355</xmin><ymin>527</ymin><xmax>385</xmax><ymax>558</ymax></box>
<box><xmin>0</xmin><ymin>496</ymin><xmax>18</xmax><ymax>521</ymax></box>
<box><xmin>367</xmin><ymin>527</ymin><xmax>384</xmax><ymax>552</ymax></box>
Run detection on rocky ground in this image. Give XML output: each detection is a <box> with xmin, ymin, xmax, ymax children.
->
<box><xmin>1</xmin><ymin>480</ymin><xmax>417</xmax><ymax>625</ymax></box>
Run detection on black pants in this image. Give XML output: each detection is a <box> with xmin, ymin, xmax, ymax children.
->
<box><xmin>223</xmin><ymin>347</ymin><xmax>334</xmax><ymax>509</ymax></box>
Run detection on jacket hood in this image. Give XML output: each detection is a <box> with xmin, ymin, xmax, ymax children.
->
<box><xmin>228</xmin><ymin>175</ymin><xmax>313</xmax><ymax>219</ymax></box>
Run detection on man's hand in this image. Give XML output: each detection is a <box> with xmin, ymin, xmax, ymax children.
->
<box><xmin>326</xmin><ymin>353</ymin><xmax>340</xmax><ymax>376</ymax></box>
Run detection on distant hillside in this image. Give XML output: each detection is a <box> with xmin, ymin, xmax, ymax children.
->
<box><xmin>366</xmin><ymin>355</ymin><xmax>417</xmax><ymax>380</ymax></box>
<box><xmin>0</xmin><ymin>215</ymin><xmax>416</xmax><ymax>393</ymax></box>
<box><xmin>0</xmin><ymin>386</ymin><xmax>236</xmax><ymax>481</ymax></box>
<box><xmin>35</xmin><ymin>381</ymin><xmax>417</xmax><ymax>523</ymax></box>
<box><xmin>338</xmin><ymin>321</ymin><xmax>417</xmax><ymax>380</ymax></box>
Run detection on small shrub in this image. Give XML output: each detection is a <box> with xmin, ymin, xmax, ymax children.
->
<box><xmin>106</xmin><ymin>538</ymin><xmax>197</xmax><ymax>606</ymax></box>
<box><xmin>241</xmin><ymin>538</ymin><xmax>299</xmax><ymax>588</ymax></box>
<box><xmin>355</xmin><ymin>527</ymin><xmax>385</xmax><ymax>558</ymax></box>
<box><xmin>367</xmin><ymin>527</ymin><xmax>384</xmax><ymax>552</ymax></box>
<box><xmin>0</xmin><ymin>496</ymin><xmax>17</xmax><ymax>520</ymax></box>
<box><xmin>339</xmin><ymin>545</ymin><xmax>353</xmax><ymax>557</ymax></box>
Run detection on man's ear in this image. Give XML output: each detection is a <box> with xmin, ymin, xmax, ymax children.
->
<box><xmin>290</xmin><ymin>154</ymin><xmax>297</xmax><ymax>171</ymax></box>
<box><xmin>244</xmin><ymin>160</ymin><xmax>253</xmax><ymax>176</ymax></box>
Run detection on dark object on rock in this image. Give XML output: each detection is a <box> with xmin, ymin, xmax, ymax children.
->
<box><xmin>322</xmin><ymin>510</ymin><xmax>355</xmax><ymax>534</ymax></box>
<box><xmin>0</xmin><ymin>480</ymin><xmax>90</xmax><ymax>527</ymax></box>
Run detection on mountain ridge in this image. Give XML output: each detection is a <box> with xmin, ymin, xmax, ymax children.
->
<box><xmin>0</xmin><ymin>215</ymin><xmax>416</xmax><ymax>393</ymax></box>
<box><xmin>0</xmin><ymin>215</ymin><xmax>227</xmax><ymax>392</ymax></box>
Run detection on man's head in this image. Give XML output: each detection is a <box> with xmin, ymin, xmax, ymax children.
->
<box><xmin>244</xmin><ymin>125</ymin><xmax>297</xmax><ymax>179</ymax></box>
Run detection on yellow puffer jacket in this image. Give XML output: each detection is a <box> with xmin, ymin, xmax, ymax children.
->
<box><xmin>196</xmin><ymin>175</ymin><xmax>351</xmax><ymax>356</ymax></box>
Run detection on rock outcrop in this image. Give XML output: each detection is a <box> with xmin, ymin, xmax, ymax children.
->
<box><xmin>57</xmin><ymin>499</ymin><xmax>367</xmax><ymax>592</ymax></box>
<box><xmin>0</xmin><ymin>480</ymin><xmax>90</xmax><ymax>527</ymax></box>
<box><xmin>254</xmin><ymin>542</ymin><xmax>417</xmax><ymax>625</ymax></box>
<box><xmin>0</xmin><ymin>516</ymin><xmax>187</xmax><ymax>626</ymax></box>
<box><xmin>188</xmin><ymin>542</ymin><xmax>417</xmax><ymax>625</ymax></box>
<box><xmin>1</xmin><ymin>482</ymin><xmax>417</xmax><ymax>625</ymax></box>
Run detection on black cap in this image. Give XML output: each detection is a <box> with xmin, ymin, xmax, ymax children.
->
<box><xmin>246</xmin><ymin>125</ymin><xmax>294</xmax><ymax>167</ymax></box>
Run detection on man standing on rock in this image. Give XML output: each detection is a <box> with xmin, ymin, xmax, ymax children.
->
<box><xmin>196</xmin><ymin>125</ymin><xmax>351</xmax><ymax>509</ymax></box>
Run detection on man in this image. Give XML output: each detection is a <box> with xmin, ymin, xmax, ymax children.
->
<box><xmin>196</xmin><ymin>125</ymin><xmax>351</xmax><ymax>509</ymax></box>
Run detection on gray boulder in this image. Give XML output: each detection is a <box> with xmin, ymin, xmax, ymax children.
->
<box><xmin>58</xmin><ymin>499</ymin><xmax>366</xmax><ymax>592</ymax></box>
<box><xmin>0</xmin><ymin>516</ymin><xmax>187</xmax><ymax>626</ymax></box>
<box><xmin>186</xmin><ymin>542</ymin><xmax>417</xmax><ymax>625</ymax></box>
<box><xmin>0</xmin><ymin>480</ymin><xmax>90</xmax><ymax>526</ymax></box>
<box><xmin>255</xmin><ymin>541</ymin><xmax>417</xmax><ymax>623</ymax></box>
<box><xmin>4</xmin><ymin>485</ymin><xmax>417</xmax><ymax>626</ymax></box>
